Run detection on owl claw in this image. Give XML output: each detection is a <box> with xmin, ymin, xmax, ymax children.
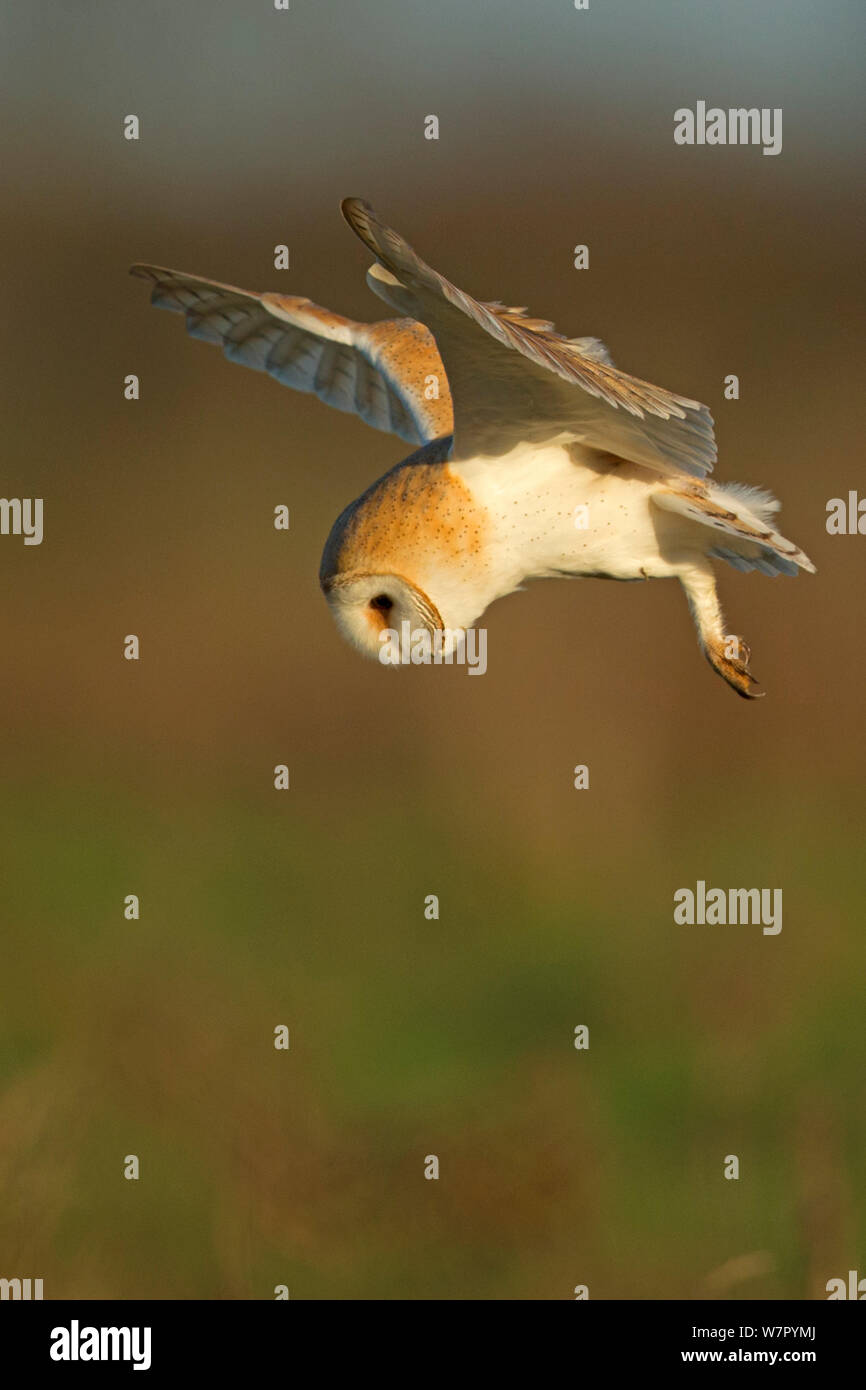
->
<box><xmin>706</xmin><ymin>635</ymin><xmax>765</xmax><ymax>699</ymax></box>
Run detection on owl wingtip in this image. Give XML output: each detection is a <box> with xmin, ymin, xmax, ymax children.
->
<box><xmin>341</xmin><ymin>196</ymin><xmax>371</xmax><ymax>220</ymax></box>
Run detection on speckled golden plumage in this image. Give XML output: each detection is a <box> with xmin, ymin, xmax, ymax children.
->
<box><xmin>322</xmin><ymin>451</ymin><xmax>486</xmax><ymax>586</ymax></box>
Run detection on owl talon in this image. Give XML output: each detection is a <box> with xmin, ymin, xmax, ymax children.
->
<box><xmin>706</xmin><ymin>635</ymin><xmax>764</xmax><ymax>699</ymax></box>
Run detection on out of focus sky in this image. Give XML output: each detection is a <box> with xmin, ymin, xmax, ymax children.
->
<box><xmin>0</xmin><ymin>1</ymin><xmax>863</xmax><ymax>1299</ymax></box>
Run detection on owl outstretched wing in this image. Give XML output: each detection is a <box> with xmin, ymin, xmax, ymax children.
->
<box><xmin>341</xmin><ymin>198</ymin><xmax>716</xmax><ymax>477</ymax></box>
<box><xmin>129</xmin><ymin>264</ymin><xmax>453</xmax><ymax>447</ymax></box>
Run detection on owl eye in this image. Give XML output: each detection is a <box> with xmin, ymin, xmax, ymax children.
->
<box><xmin>369</xmin><ymin>593</ymin><xmax>393</xmax><ymax>613</ymax></box>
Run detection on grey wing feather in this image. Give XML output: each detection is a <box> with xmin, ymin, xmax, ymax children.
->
<box><xmin>130</xmin><ymin>263</ymin><xmax>453</xmax><ymax>446</ymax></box>
<box><xmin>341</xmin><ymin>197</ymin><xmax>716</xmax><ymax>477</ymax></box>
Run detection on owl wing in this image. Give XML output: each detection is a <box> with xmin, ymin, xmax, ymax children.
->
<box><xmin>341</xmin><ymin>198</ymin><xmax>716</xmax><ymax>477</ymax></box>
<box><xmin>129</xmin><ymin>264</ymin><xmax>453</xmax><ymax>447</ymax></box>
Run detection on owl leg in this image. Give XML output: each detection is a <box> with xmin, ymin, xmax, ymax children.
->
<box><xmin>678</xmin><ymin>560</ymin><xmax>763</xmax><ymax>699</ymax></box>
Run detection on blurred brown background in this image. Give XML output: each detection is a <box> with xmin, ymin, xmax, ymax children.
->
<box><xmin>0</xmin><ymin>0</ymin><xmax>863</xmax><ymax>1298</ymax></box>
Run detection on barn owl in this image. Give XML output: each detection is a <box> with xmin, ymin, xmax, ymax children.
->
<box><xmin>132</xmin><ymin>198</ymin><xmax>814</xmax><ymax>697</ymax></box>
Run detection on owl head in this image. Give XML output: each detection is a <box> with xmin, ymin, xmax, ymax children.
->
<box><xmin>318</xmin><ymin>439</ymin><xmax>476</xmax><ymax>663</ymax></box>
<box><xmin>319</xmin><ymin>569</ymin><xmax>442</xmax><ymax>662</ymax></box>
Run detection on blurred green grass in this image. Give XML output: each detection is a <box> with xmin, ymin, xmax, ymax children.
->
<box><xmin>1</xmin><ymin>774</ymin><xmax>862</xmax><ymax>1299</ymax></box>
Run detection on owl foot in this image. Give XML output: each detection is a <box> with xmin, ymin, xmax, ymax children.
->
<box><xmin>705</xmin><ymin>635</ymin><xmax>764</xmax><ymax>699</ymax></box>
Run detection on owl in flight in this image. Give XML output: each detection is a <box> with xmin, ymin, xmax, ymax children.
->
<box><xmin>132</xmin><ymin>198</ymin><xmax>814</xmax><ymax>697</ymax></box>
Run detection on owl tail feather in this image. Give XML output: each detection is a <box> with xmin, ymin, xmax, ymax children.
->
<box><xmin>653</xmin><ymin>481</ymin><xmax>815</xmax><ymax>577</ymax></box>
